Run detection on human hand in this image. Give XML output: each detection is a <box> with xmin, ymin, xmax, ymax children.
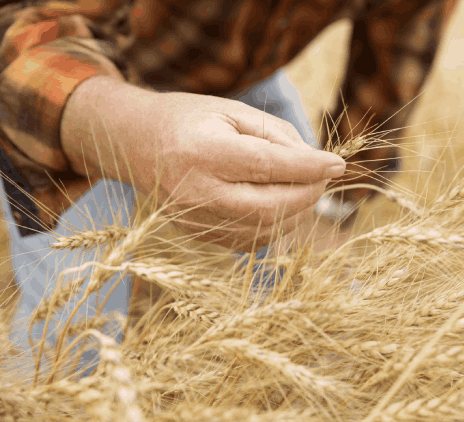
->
<box><xmin>132</xmin><ymin>91</ymin><xmax>345</xmax><ymax>252</ymax></box>
<box><xmin>62</xmin><ymin>78</ymin><xmax>345</xmax><ymax>252</ymax></box>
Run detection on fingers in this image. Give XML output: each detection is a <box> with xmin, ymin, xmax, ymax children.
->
<box><xmin>229</xmin><ymin>101</ymin><xmax>314</xmax><ymax>149</ymax></box>
<box><xmin>160</xmin><ymin>170</ymin><xmax>328</xmax><ymax>231</ymax></box>
<box><xmin>246</xmin><ymin>138</ymin><xmax>345</xmax><ymax>184</ymax></box>
<box><xmin>260</xmin><ymin>114</ymin><xmax>314</xmax><ymax>150</ymax></box>
<box><xmin>217</xmin><ymin>178</ymin><xmax>329</xmax><ymax>227</ymax></box>
<box><xmin>216</xmin><ymin>102</ymin><xmax>345</xmax><ymax>183</ymax></box>
<box><xmin>209</xmin><ymin>134</ymin><xmax>345</xmax><ymax>185</ymax></box>
<box><xmin>155</xmin><ymin>165</ymin><xmax>327</xmax><ymax>235</ymax></box>
<box><xmin>171</xmin><ymin>201</ymin><xmax>316</xmax><ymax>253</ymax></box>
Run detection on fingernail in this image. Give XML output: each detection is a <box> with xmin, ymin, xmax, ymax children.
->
<box><xmin>324</xmin><ymin>164</ymin><xmax>345</xmax><ymax>179</ymax></box>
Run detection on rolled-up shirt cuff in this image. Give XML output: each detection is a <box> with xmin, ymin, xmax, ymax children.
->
<box><xmin>0</xmin><ymin>37</ymin><xmax>124</xmax><ymax>180</ymax></box>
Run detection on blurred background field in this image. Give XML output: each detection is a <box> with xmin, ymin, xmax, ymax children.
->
<box><xmin>2</xmin><ymin>0</ymin><xmax>464</xmax><ymax>309</ymax></box>
<box><xmin>287</xmin><ymin>0</ymin><xmax>464</xmax><ymax>231</ymax></box>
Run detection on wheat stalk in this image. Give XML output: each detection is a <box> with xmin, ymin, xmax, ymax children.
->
<box><xmin>65</xmin><ymin>315</ymin><xmax>109</xmax><ymax>338</ymax></box>
<box><xmin>362</xmin><ymin>224</ymin><xmax>464</xmax><ymax>249</ymax></box>
<box><xmin>49</xmin><ymin>226</ymin><xmax>129</xmax><ymax>251</ymax></box>
<box><xmin>31</xmin><ymin>276</ymin><xmax>86</xmax><ymax>324</ymax></box>
<box><xmin>383</xmin><ymin>190</ymin><xmax>423</xmax><ymax>217</ymax></box>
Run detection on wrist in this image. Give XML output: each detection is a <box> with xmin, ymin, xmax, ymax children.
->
<box><xmin>60</xmin><ymin>75</ymin><xmax>161</xmax><ymax>185</ymax></box>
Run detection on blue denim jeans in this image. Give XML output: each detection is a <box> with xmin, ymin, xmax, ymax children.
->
<box><xmin>0</xmin><ymin>69</ymin><xmax>316</xmax><ymax>374</ymax></box>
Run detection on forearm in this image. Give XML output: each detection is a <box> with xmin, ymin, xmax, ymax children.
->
<box><xmin>60</xmin><ymin>75</ymin><xmax>160</xmax><ymax>186</ymax></box>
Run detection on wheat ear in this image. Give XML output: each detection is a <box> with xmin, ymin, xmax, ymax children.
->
<box><xmin>362</xmin><ymin>225</ymin><xmax>464</xmax><ymax>249</ymax></box>
<box><xmin>49</xmin><ymin>226</ymin><xmax>129</xmax><ymax>251</ymax></box>
<box><xmin>332</xmin><ymin>135</ymin><xmax>367</xmax><ymax>158</ymax></box>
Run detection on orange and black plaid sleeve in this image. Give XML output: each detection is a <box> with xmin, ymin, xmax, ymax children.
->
<box><xmin>0</xmin><ymin>2</ymin><xmax>127</xmax><ymax>235</ymax></box>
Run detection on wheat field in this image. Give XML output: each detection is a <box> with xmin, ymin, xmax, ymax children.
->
<box><xmin>1</xmin><ymin>2</ymin><xmax>464</xmax><ymax>421</ymax></box>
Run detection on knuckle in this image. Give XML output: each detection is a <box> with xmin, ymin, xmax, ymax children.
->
<box><xmin>280</xmin><ymin>120</ymin><xmax>304</xmax><ymax>145</ymax></box>
<box><xmin>249</xmin><ymin>148</ymin><xmax>272</xmax><ymax>183</ymax></box>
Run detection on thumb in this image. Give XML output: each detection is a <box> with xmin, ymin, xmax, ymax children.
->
<box><xmin>220</xmin><ymin>135</ymin><xmax>346</xmax><ymax>184</ymax></box>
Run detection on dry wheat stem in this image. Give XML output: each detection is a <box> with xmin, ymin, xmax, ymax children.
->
<box><xmin>298</xmin><ymin>221</ymin><xmax>429</xmax><ymax>284</ymax></box>
<box><xmin>32</xmin><ymin>271</ymin><xmax>84</xmax><ymax>386</ymax></box>
<box><xmin>65</xmin><ymin>315</ymin><xmax>109</xmax><ymax>338</ymax></box>
<box><xmin>358</xmin><ymin>348</ymin><xmax>416</xmax><ymax>391</ymax></box>
<box><xmin>31</xmin><ymin>276</ymin><xmax>86</xmax><ymax>325</ymax></box>
<box><xmin>36</xmin><ymin>227</ymin><xmax>134</xmax><ymax>385</ymax></box>
<box><xmin>323</xmin><ymin>183</ymin><xmax>423</xmax><ymax>217</ymax></box>
<box><xmin>35</xmin><ymin>260</ymin><xmax>126</xmax><ymax>384</ymax></box>
<box><xmin>51</xmin><ymin>274</ymin><xmax>127</xmax><ymax>382</ymax></box>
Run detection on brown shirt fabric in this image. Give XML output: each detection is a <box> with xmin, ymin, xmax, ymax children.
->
<box><xmin>0</xmin><ymin>0</ymin><xmax>457</xmax><ymax>236</ymax></box>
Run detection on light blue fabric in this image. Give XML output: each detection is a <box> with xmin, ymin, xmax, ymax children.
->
<box><xmin>0</xmin><ymin>178</ymin><xmax>135</xmax><ymax>376</ymax></box>
<box><xmin>232</xmin><ymin>69</ymin><xmax>317</xmax><ymax>147</ymax></box>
